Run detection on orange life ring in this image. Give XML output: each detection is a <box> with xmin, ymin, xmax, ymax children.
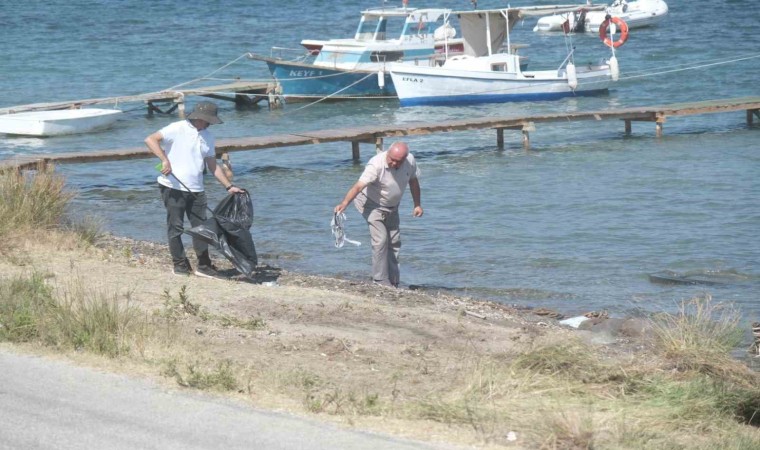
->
<box><xmin>599</xmin><ymin>16</ymin><xmax>629</xmax><ymax>48</ymax></box>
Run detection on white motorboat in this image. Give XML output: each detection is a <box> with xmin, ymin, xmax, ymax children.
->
<box><xmin>389</xmin><ymin>6</ymin><xmax>623</xmax><ymax>107</ymax></box>
<box><xmin>533</xmin><ymin>0</ymin><xmax>668</xmax><ymax>33</ymax></box>
<box><xmin>0</xmin><ymin>108</ymin><xmax>122</xmax><ymax>137</ymax></box>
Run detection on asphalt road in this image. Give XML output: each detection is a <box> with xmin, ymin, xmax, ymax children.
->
<box><xmin>0</xmin><ymin>349</ymin><xmax>451</xmax><ymax>450</ymax></box>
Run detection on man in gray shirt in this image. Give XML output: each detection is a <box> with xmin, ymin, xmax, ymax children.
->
<box><xmin>334</xmin><ymin>142</ymin><xmax>423</xmax><ymax>287</ymax></box>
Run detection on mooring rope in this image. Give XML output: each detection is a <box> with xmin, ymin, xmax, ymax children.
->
<box><xmin>283</xmin><ymin>71</ymin><xmax>377</xmax><ymax>114</ymax></box>
<box><xmin>618</xmin><ymin>53</ymin><xmax>760</xmax><ymax>81</ymax></box>
<box><xmin>167</xmin><ymin>53</ymin><xmax>252</xmax><ymax>90</ymax></box>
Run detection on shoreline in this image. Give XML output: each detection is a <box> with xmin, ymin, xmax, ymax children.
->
<box><xmin>99</xmin><ymin>234</ymin><xmax>616</xmax><ymax>328</ymax></box>
<box><xmin>95</xmin><ymin>233</ymin><xmax>760</xmax><ymax>365</ymax></box>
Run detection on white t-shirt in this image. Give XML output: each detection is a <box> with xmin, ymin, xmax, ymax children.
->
<box><xmin>358</xmin><ymin>151</ymin><xmax>419</xmax><ymax>207</ymax></box>
<box><xmin>156</xmin><ymin>120</ymin><xmax>215</xmax><ymax>192</ymax></box>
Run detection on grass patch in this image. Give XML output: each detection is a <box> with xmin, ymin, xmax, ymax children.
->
<box><xmin>0</xmin><ymin>165</ymin><xmax>73</xmax><ymax>239</ymax></box>
<box><xmin>161</xmin><ymin>285</ymin><xmax>200</xmax><ymax>319</ymax></box>
<box><xmin>0</xmin><ymin>272</ymin><xmax>146</xmax><ymax>357</ymax></box>
<box><xmin>216</xmin><ymin>314</ymin><xmax>266</xmax><ymax>331</ymax></box>
<box><xmin>513</xmin><ymin>338</ymin><xmax>605</xmax><ymax>382</ymax></box>
<box><xmin>63</xmin><ymin>214</ymin><xmax>103</xmax><ymax>245</ymax></box>
<box><xmin>652</xmin><ymin>294</ymin><xmax>746</xmax><ymax>377</ymax></box>
<box><xmin>162</xmin><ymin>358</ymin><xmax>239</xmax><ymax>392</ymax></box>
<box><xmin>0</xmin><ymin>272</ymin><xmax>55</xmax><ymax>342</ymax></box>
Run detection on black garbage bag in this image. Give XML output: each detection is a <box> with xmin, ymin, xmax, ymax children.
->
<box><xmin>186</xmin><ymin>191</ymin><xmax>257</xmax><ymax>277</ymax></box>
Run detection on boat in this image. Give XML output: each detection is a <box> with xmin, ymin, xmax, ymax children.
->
<box><xmin>0</xmin><ymin>108</ymin><xmax>122</xmax><ymax>137</ymax></box>
<box><xmin>247</xmin><ymin>6</ymin><xmax>460</xmax><ymax>101</ymax></box>
<box><xmin>533</xmin><ymin>0</ymin><xmax>668</xmax><ymax>33</ymax></box>
<box><xmin>389</xmin><ymin>6</ymin><xmax>623</xmax><ymax>107</ymax></box>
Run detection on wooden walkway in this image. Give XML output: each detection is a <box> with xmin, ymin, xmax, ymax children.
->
<box><xmin>2</xmin><ymin>96</ymin><xmax>758</xmax><ymax>172</ymax></box>
<box><xmin>0</xmin><ymin>81</ymin><xmax>273</xmax><ymax>116</ymax></box>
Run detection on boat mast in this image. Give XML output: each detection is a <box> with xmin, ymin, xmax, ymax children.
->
<box><xmin>443</xmin><ymin>10</ymin><xmax>450</xmax><ymax>59</ymax></box>
<box><xmin>486</xmin><ymin>10</ymin><xmax>492</xmax><ymax>56</ymax></box>
<box><xmin>505</xmin><ymin>7</ymin><xmax>512</xmax><ymax>55</ymax></box>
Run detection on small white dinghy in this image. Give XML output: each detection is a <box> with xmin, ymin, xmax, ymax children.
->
<box><xmin>534</xmin><ymin>0</ymin><xmax>668</xmax><ymax>33</ymax></box>
<box><xmin>0</xmin><ymin>108</ymin><xmax>122</xmax><ymax>137</ymax></box>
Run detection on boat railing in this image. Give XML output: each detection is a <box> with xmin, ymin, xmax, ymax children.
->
<box><xmin>403</xmin><ymin>53</ymin><xmax>449</xmax><ymax>68</ymax></box>
<box><xmin>269</xmin><ymin>46</ymin><xmax>313</xmax><ymax>62</ymax></box>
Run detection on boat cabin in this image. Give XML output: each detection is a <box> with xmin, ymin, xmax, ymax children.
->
<box><xmin>303</xmin><ymin>8</ymin><xmax>455</xmax><ymax>70</ymax></box>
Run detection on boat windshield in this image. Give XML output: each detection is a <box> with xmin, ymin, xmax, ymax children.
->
<box><xmin>356</xmin><ymin>18</ymin><xmax>383</xmax><ymax>41</ymax></box>
<box><xmin>355</xmin><ymin>15</ymin><xmax>406</xmax><ymax>41</ymax></box>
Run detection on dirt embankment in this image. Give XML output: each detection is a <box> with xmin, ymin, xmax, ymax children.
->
<box><xmin>0</xmin><ymin>233</ymin><xmax>663</xmax><ymax>448</ymax></box>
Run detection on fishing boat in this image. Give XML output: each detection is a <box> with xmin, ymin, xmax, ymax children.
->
<box><xmin>533</xmin><ymin>0</ymin><xmax>668</xmax><ymax>33</ymax></box>
<box><xmin>0</xmin><ymin>108</ymin><xmax>122</xmax><ymax>137</ymax></box>
<box><xmin>389</xmin><ymin>6</ymin><xmax>625</xmax><ymax>107</ymax></box>
<box><xmin>247</xmin><ymin>6</ymin><xmax>459</xmax><ymax>101</ymax></box>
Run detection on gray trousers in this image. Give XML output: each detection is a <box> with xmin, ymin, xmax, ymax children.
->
<box><xmin>354</xmin><ymin>194</ymin><xmax>401</xmax><ymax>287</ymax></box>
<box><xmin>159</xmin><ymin>185</ymin><xmax>211</xmax><ymax>267</ymax></box>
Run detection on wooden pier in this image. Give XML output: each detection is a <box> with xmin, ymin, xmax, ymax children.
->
<box><xmin>0</xmin><ymin>80</ymin><xmax>274</xmax><ymax>117</ymax></box>
<box><xmin>2</xmin><ymin>96</ymin><xmax>758</xmax><ymax>172</ymax></box>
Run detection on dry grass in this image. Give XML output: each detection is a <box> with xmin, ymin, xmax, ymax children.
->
<box><xmin>0</xmin><ymin>273</ymin><xmax>147</xmax><ymax>357</ymax></box>
<box><xmin>0</xmin><ymin>164</ymin><xmax>73</xmax><ymax>237</ymax></box>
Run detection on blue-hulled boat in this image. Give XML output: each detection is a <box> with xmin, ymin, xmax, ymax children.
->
<box><xmin>247</xmin><ymin>6</ymin><xmax>459</xmax><ymax>101</ymax></box>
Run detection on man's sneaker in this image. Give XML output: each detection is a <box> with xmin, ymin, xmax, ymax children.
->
<box><xmin>173</xmin><ymin>261</ymin><xmax>193</xmax><ymax>276</ymax></box>
<box><xmin>194</xmin><ymin>264</ymin><xmax>222</xmax><ymax>279</ymax></box>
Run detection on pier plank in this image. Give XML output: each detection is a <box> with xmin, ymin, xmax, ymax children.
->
<box><xmin>2</xmin><ymin>96</ymin><xmax>758</xmax><ymax>172</ymax></box>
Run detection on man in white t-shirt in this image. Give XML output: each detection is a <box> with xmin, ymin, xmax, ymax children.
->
<box><xmin>334</xmin><ymin>142</ymin><xmax>423</xmax><ymax>287</ymax></box>
<box><xmin>145</xmin><ymin>101</ymin><xmax>243</xmax><ymax>278</ymax></box>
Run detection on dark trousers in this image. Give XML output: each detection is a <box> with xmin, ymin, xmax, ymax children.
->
<box><xmin>159</xmin><ymin>185</ymin><xmax>211</xmax><ymax>267</ymax></box>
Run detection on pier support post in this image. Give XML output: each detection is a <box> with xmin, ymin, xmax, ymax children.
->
<box><xmin>175</xmin><ymin>93</ymin><xmax>186</xmax><ymax>119</ymax></box>
<box><xmin>522</xmin><ymin>122</ymin><xmax>535</xmax><ymax>150</ymax></box>
<box><xmin>747</xmin><ymin>109</ymin><xmax>759</xmax><ymax>126</ymax></box>
<box><xmin>496</xmin><ymin>128</ymin><xmax>504</xmax><ymax>149</ymax></box>
<box><xmin>655</xmin><ymin>114</ymin><xmax>665</xmax><ymax>138</ymax></box>
<box><xmin>351</xmin><ymin>141</ymin><xmax>361</xmax><ymax>161</ymax></box>
<box><xmin>375</xmin><ymin>137</ymin><xmax>384</xmax><ymax>154</ymax></box>
<box><xmin>624</xmin><ymin>119</ymin><xmax>632</xmax><ymax>135</ymax></box>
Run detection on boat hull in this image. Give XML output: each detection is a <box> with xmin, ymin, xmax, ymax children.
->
<box><xmin>260</xmin><ymin>57</ymin><xmax>396</xmax><ymax>101</ymax></box>
<box><xmin>390</xmin><ymin>64</ymin><xmax>611</xmax><ymax>107</ymax></box>
<box><xmin>0</xmin><ymin>109</ymin><xmax>122</xmax><ymax>137</ymax></box>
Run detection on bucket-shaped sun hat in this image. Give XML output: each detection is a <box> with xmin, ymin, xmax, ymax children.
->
<box><xmin>187</xmin><ymin>101</ymin><xmax>222</xmax><ymax>124</ymax></box>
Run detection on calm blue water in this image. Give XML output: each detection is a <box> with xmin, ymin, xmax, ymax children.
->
<box><xmin>1</xmin><ymin>1</ymin><xmax>759</xmax><ymax>330</ymax></box>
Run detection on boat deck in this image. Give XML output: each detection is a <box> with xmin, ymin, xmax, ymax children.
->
<box><xmin>2</xmin><ymin>96</ymin><xmax>758</xmax><ymax>172</ymax></box>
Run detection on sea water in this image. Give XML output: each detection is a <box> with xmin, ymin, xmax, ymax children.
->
<box><xmin>1</xmin><ymin>1</ymin><xmax>758</xmax><ymax>335</ymax></box>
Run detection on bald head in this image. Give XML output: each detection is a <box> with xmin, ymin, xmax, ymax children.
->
<box><xmin>388</xmin><ymin>142</ymin><xmax>409</xmax><ymax>158</ymax></box>
<box><xmin>386</xmin><ymin>142</ymin><xmax>409</xmax><ymax>169</ymax></box>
